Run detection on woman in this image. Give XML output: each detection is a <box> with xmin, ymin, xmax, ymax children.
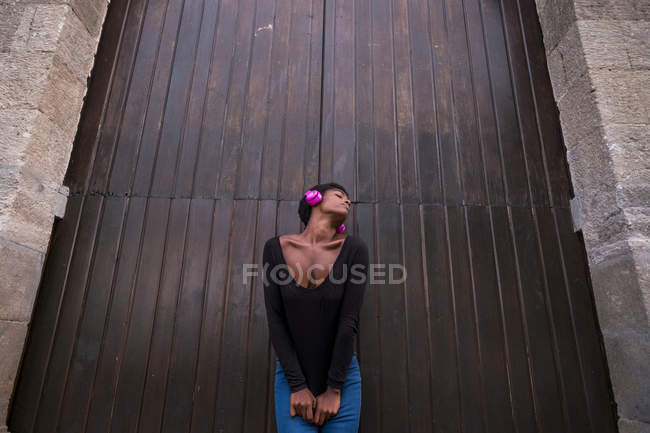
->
<box><xmin>262</xmin><ymin>183</ymin><xmax>369</xmax><ymax>433</ymax></box>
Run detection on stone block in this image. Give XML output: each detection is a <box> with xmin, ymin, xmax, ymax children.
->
<box><xmin>629</xmin><ymin>237</ymin><xmax>650</xmax><ymax>313</ymax></box>
<box><xmin>547</xmin><ymin>22</ymin><xmax>588</xmax><ymax>101</ymax></box>
<box><xmin>604</xmin><ymin>124</ymin><xmax>650</xmax><ymax>182</ymax></box>
<box><xmin>68</xmin><ymin>0</ymin><xmax>109</xmax><ymax>38</ymax></box>
<box><xmin>574</xmin><ymin>0</ymin><xmax>650</xmax><ymax>20</ymax></box>
<box><xmin>554</xmin><ymin>21</ymin><xmax>590</xmax><ymax>98</ymax></box>
<box><xmin>538</xmin><ymin>0</ymin><xmax>577</xmax><ymax>53</ymax></box>
<box><xmin>557</xmin><ymin>71</ymin><xmax>603</xmax><ymax>146</ymax></box>
<box><xmin>546</xmin><ymin>47</ymin><xmax>568</xmax><ymax>100</ymax></box>
<box><xmin>0</xmin><ymin>52</ymin><xmax>87</xmax><ymax>137</ymax></box>
<box><xmin>0</xmin><ymin>165</ymin><xmax>60</xmax><ymax>252</ymax></box>
<box><xmin>0</xmin><ymin>320</ymin><xmax>29</xmax><ymax>417</ymax></box>
<box><xmin>603</xmin><ymin>124</ymin><xmax>650</xmax><ymax>208</ymax></box>
<box><xmin>578</xmin><ymin>20</ymin><xmax>638</xmax><ymax>69</ymax></box>
<box><xmin>564</xmin><ymin>127</ymin><xmax>628</xmax><ymax>252</ymax></box>
<box><xmin>0</xmin><ymin>3</ymin><xmax>98</xmax><ymax>82</ymax></box>
<box><xmin>0</xmin><ymin>51</ymin><xmax>54</xmax><ymax>109</ymax></box>
<box><xmin>0</xmin><ymin>399</ymin><xmax>7</xmax><ymax>433</ymax></box>
<box><xmin>591</xmin><ymin>68</ymin><xmax>650</xmax><ymax>124</ymax></box>
<box><xmin>619</xmin><ymin>417</ymin><xmax>650</xmax><ymax>433</ymax></box>
<box><xmin>627</xmin><ymin>21</ymin><xmax>650</xmax><ymax>69</ymax></box>
<box><xmin>39</xmin><ymin>55</ymin><xmax>87</xmax><ymax>134</ymax></box>
<box><xmin>578</xmin><ymin>20</ymin><xmax>650</xmax><ymax>70</ymax></box>
<box><xmin>12</xmin><ymin>4</ymin><xmax>67</xmax><ymax>52</ymax></box>
<box><xmin>602</xmin><ymin>329</ymin><xmax>650</xmax><ymax>422</ymax></box>
<box><xmin>623</xmin><ymin>208</ymin><xmax>650</xmax><ymax>239</ymax></box>
<box><xmin>0</xmin><ymin>2</ymin><xmax>23</xmax><ymax>53</ymax></box>
<box><xmin>0</xmin><ymin>108</ymin><xmax>74</xmax><ymax>185</ymax></box>
<box><xmin>591</xmin><ymin>249</ymin><xmax>649</xmax><ymax>333</ymax></box>
<box><xmin>0</xmin><ymin>0</ymin><xmax>109</xmax><ymax>38</ymax></box>
<box><xmin>0</xmin><ymin>235</ymin><xmax>44</xmax><ymax>321</ymax></box>
<box><xmin>56</xmin><ymin>5</ymin><xmax>97</xmax><ymax>82</ymax></box>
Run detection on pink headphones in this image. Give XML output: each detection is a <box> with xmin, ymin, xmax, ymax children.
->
<box><xmin>304</xmin><ymin>190</ymin><xmax>346</xmax><ymax>234</ymax></box>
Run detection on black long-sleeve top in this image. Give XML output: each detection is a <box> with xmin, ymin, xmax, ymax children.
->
<box><xmin>262</xmin><ymin>234</ymin><xmax>369</xmax><ymax>396</ymax></box>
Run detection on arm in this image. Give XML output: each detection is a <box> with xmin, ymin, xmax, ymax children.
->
<box><xmin>262</xmin><ymin>239</ymin><xmax>308</xmax><ymax>393</ymax></box>
<box><xmin>326</xmin><ymin>239</ymin><xmax>369</xmax><ymax>390</ymax></box>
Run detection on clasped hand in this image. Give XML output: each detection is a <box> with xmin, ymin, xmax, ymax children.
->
<box><xmin>290</xmin><ymin>386</ymin><xmax>341</xmax><ymax>425</ymax></box>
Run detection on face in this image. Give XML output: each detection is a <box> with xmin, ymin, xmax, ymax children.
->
<box><xmin>322</xmin><ymin>188</ymin><xmax>351</xmax><ymax>215</ymax></box>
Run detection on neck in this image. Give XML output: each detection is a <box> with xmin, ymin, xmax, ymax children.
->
<box><xmin>301</xmin><ymin>217</ymin><xmax>343</xmax><ymax>244</ymax></box>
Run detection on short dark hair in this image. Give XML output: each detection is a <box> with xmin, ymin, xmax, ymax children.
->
<box><xmin>298</xmin><ymin>183</ymin><xmax>349</xmax><ymax>227</ymax></box>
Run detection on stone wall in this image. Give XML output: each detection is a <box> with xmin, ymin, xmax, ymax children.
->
<box><xmin>0</xmin><ymin>0</ymin><xmax>109</xmax><ymax>431</ymax></box>
<box><xmin>534</xmin><ymin>0</ymin><xmax>649</xmax><ymax>431</ymax></box>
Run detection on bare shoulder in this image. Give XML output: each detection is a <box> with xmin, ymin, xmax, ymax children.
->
<box><xmin>277</xmin><ymin>233</ymin><xmax>300</xmax><ymax>248</ymax></box>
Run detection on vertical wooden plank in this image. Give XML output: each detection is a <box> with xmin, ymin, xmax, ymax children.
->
<box><xmin>444</xmin><ymin>0</ymin><xmax>487</xmax><ymax>204</ymax></box>
<box><xmin>64</xmin><ymin>0</ymin><xmax>132</xmax><ymax>194</ymax></box>
<box><xmin>321</xmin><ymin>0</ymin><xmax>357</xmax><ymax>193</ymax></box>
<box><xmin>392</xmin><ymin>0</ymin><xmax>419</xmax><ymax>202</ymax></box>
<box><xmin>175</xmin><ymin>0</ymin><xmax>222</xmax><ymax>197</ymax></box>
<box><xmin>107</xmin><ymin>197</ymin><xmax>177</xmax><ymax>433</ymax></box>
<box><xmin>556</xmin><ymin>208</ymin><xmax>618</xmax><ymax>432</ymax></box>
<box><xmin>491</xmin><ymin>207</ymin><xmax>538</xmax><ymax>433</ymax></box>
<box><xmin>517</xmin><ymin>0</ymin><xmax>572</xmax><ymax>207</ymax></box>
<box><xmin>32</xmin><ymin>196</ymin><xmax>103</xmax><ymax>433</ymax></box>
<box><xmin>510</xmin><ymin>206</ymin><xmax>566</xmax><ymax>433</ymax></box>
<box><xmin>154</xmin><ymin>199</ymin><xmax>214</xmax><ymax>433</ymax></box>
<box><xmin>234</xmin><ymin>0</ymin><xmax>278</xmax><ymax>198</ymax></box>
<box><xmin>460</xmin><ymin>0</ymin><xmax>507</xmax><ymax>205</ymax></box>
<box><xmin>114</xmin><ymin>0</ymin><xmax>187</xmax><ymax>195</ymax></box>
<box><xmin>371</xmin><ymin>0</ymin><xmax>399</xmax><ymax>202</ymax></box>
<box><xmin>448</xmin><ymin>206</ymin><xmax>486</xmax><ymax>433</ymax></box>
<box><xmin>8</xmin><ymin>196</ymin><xmax>83</xmax><ymax>433</ymax></box>
<box><xmin>188</xmin><ymin>199</ymin><xmax>233</xmax><ymax>433</ymax></box>
<box><xmin>428</xmin><ymin>0</ymin><xmax>462</xmax><ymax>205</ymax></box>
<box><xmin>243</xmin><ymin>200</ymin><xmax>279</xmax><ymax>433</ymax></box>
<box><xmin>407</xmin><ymin>0</ymin><xmax>443</xmax><ymax>204</ymax></box>
<box><xmin>147</xmin><ymin>0</ymin><xmax>207</xmax><ymax>196</ymax></box>
<box><xmin>278</xmin><ymin>0</ymin><xmax>322</xmax><ymax>199</ymax></box>
<box><xmin>402</xmin><ymin>204</ymin><xmax>434</xmax><ymax>433</ymax></box>
<box><xmin>466</xmin><ymin>205</ymin><xmax>515</xmax><ymax>433</ymax></box>
<box><xmin>353</xmin><ymin>203</ymin><xmax>380</xmax><ymax>433</ymax></box>
<box><xmin>496</xmin><ymin>0</ymin><xmax>551</xmax><ymax>206</ymax></box>
<box><xmin>462</xmin><ymin>0</ymin><xmax>529</xmax><ymax>207</ymax></box>
<box><xmin>257</xmin><ymin>0</ymin><xmax>292</xmax><ymax>198</ymax></box>
<box><xmin>209</xmin><ymin>201</ymin><xmax>258</xmax><ymax>433</ymax></box>
<box><xmin>422</xmin><ymin>205</ymin><xmax>461</xmax><ymax>433</ymax></box>
<box><xmin>84</xmin><ymin>197</ymin><xmax>148</xmax><ymax>433</ymax></box>
<box><xmin>57</xmin><ymin>197</ymin><xmax>127</xmax><ymax>433</ymax></box>
<box><xmin>213</xmin><ymin>0</ymin><xmax>258</xmax><ymax>197</ymax></box>
<box><xmin>87</xmin><ymin>0</ymin><xmax>153</xmax><ymax>194</ymax></box>
<box><xmin>132</xmin><ymin>197</ymin><xmax>180</xmax><ymax>432</ymax></box>
<box><xmin>193</xmin><ymin>0</ymin><xmax>241</xmax><ymax>197</ymax></box>
<box><xmin>536</xmin><ymin>207</ymin><xmax>591</xmax><ymax>432</ymax></box>
<box><xmin>376</xmin><ymin>203</ymin><xmax>409</xmax><ymax>431</ymax></box>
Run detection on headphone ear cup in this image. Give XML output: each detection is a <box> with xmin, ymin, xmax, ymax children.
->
<box><xmin>304</xmin><ymin>190</ymin><xmax>323</xmax><ymax>206</ymax></box>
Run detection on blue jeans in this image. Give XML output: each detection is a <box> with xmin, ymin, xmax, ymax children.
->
<box><xmin>274</xmin><ymin>353</ymin><xmax>362</xmax><ymax>433</ymax></box>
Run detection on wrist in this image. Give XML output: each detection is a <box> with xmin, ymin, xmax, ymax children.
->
<box><xmin>327</xmin><ymin>385</ymin><xmax>341</xmax><ymax>395</ymax></box>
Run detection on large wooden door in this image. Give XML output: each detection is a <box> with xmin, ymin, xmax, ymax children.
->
<box><xmin>8</xmin><ymin>0</ymin><xmax>617</xmax><ymax>432</ymax></box>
